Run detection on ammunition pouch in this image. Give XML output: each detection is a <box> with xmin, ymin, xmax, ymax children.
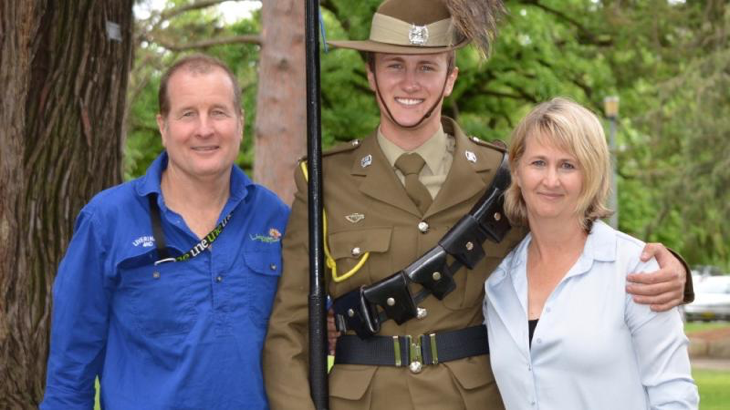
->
<box><xmin>363</xmin><ymin>272</ymin><xmax>418</xmax><ymax>325</ymax></box>
<box><xmin>405</xmin><ymin>247</ymin><xmax>453</xmax><ymax>300</ymax></box>
<box><xmin>333</xmin><ymin>154</ymin><xmax>512</xmax><ymax>339</ymax></box>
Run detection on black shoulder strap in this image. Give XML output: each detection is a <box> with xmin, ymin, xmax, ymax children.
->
<box><xmin>148</xmin><ymin>195</ymin><xmax>170</xmax><ymax>261</ymax></box>
<box><xmin>333</xmin><ymin>154</ymin><xmax>512</xmax><ymax>338</ymax></box>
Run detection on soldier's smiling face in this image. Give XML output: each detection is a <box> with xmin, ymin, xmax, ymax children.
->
<box><xmin>367</xmin><ymin>52</ymin><xmax>458</xmax><ymax>136</ymax></box>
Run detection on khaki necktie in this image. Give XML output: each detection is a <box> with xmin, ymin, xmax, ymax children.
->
<box><xmin>395</xmin><ymin>153</ymin><xmax>433</xmax><ymax>214</ymax></box>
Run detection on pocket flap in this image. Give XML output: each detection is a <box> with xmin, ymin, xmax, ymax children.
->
<box><xmin>443</xmin><ymin>356</ymin><xmax>495</xmax><ymax>390</ymax></box>
<box><xmin>243</xmin><ymin>249</ymin><xmax>282</xmax><ymax>277</ymax></box>
<box><xmin>328</xmin><ymin>364</ymin><xmax>378</xmax><ymax>400</ymax></box>
<box><xmin>328</xmin><ymin>228</ymin><xmax>392</xmax><ymax>260</ymax></box>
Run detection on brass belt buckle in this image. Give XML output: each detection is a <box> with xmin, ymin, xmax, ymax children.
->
<box><xmin>408</xmin><ymin>335</ymin><xmax>422</xmax><ymax>374</ymax></box>
<box><xmin>393</xmin><ymin>333</ymin><xmax>438</xmax><ymax>372</ymax></box>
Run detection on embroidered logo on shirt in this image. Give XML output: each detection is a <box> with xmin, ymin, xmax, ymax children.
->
<box><xmin>132</xmin><ymin>236</ymin><xmax>155</xmax><ymax>247</ymax></box>
<box><xmin>250</xmin><ymin>228</ymin><xmax>282</xmax><ymax>243</ymax></box>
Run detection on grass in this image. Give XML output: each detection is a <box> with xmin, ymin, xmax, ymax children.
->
<box><xmin>685</xmin><ymin>321</ymin><xmax>730</xmax><ymax>334</ymax></box>
<box><xmin>693</xmin><ymin>369</ymin><xmax>730</xmax><ymax>409</ymax></box>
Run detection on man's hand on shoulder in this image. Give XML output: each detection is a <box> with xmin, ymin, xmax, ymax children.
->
<box><xmin>626</xmin><ymin>243</ymin><xmax>687</xmax><ymax>312</ymax></box>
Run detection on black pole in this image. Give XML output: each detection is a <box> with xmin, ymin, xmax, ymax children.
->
<box><xmin>304</xmin><ymin>0</ymin><xmax>328</xmax><ymax>408</ymax></box>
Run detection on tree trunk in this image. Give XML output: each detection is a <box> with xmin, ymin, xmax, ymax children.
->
<box><xmin>254</xmin><ymin>0</ymin><xmax>307</xmax><ymax>205</ymax></box>
<box><xmin>0</xmin><ymin>0</ymin><xmax>133</xmax><ymax>407</ymax></box>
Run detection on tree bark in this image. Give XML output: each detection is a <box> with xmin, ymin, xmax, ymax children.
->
<box><xmin>254</xmin><ymin>0</ymin><xmax>307</xmax><ymax>205</ymax></box>
<box><xmin>0</xmin><ymin>0</ymin><xmax>133</xmax><ymax>407</ymax></box>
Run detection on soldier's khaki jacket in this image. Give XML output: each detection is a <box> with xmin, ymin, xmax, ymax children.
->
<box><xmin>264</xmin><ymin>118</ymin><xmax>525</xmax><ymax>410</ymax></box>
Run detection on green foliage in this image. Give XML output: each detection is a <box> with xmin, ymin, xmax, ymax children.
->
<box><xmin>126</xmin><ymin>0</ymin><xmax>729</xmax><ymax>269</ymax></box>
<box><xmin>607</xmin><ymin>2</ymin><xmax>730</xmax><ymax>270</ymax></box>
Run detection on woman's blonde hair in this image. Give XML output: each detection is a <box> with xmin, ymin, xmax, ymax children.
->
<box><xmin>503</xmin><ymin>97</ymin><xmax>613</xmax><ymax>231</ymax></box>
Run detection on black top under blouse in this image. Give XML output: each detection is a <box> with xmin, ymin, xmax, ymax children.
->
<box><xmin>528</xmin><ymin>318</ymin><xmax>539</xmax><ymax>348</ymax></box>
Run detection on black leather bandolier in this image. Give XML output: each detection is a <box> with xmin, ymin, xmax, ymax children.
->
<box><xmin>333</xmin><ymin>153</ymin><xmax>512</xmax><ymax>340</ymax></box>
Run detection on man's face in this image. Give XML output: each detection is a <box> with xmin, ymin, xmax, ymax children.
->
<box><xmin>156</xmin><ymin>67</ymin><xmax>243</xmax><ymax>181</ymax></box>
<box><xmin>367</xmin><ymin>52</ymin><xmax>458</xmax><ymax>131</ymax></box>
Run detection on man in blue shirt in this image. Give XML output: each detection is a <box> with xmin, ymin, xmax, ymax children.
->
<box><xmin>41</xmin><ymin>54</ymin><xmax>289</xmax><ymax>409</ymax></box>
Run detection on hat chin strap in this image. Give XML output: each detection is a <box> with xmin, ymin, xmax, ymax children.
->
<box><xmin>372</xmin><ymin>68</ymin><xmax>451</xmax><ymax>130</ymax></box>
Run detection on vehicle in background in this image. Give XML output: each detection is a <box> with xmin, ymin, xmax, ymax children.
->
<box><xmin>684</xmin><ymin>275</ymin><xmax>730</xmax><ymax>322</ymax></box>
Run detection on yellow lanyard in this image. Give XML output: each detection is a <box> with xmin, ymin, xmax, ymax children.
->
<box><xmin>300</xmin><ymin>161</ymin><xmax>369</xmax><ymax>282</ymax></box>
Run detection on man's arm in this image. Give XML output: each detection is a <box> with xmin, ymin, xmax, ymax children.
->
<box><xmin>41</xmin><ymin>210</ymin><xmax>110</xmax><ymax>409</ymax></box>
<box><xmin>263</xmin><ymin>166</ymin><xmax>317</xmax><ymax>410</ymax></box>
<box><xmin>626</xmin><ymin>243</ymin><xmax>694</xmax><ymax>312</ymax></box>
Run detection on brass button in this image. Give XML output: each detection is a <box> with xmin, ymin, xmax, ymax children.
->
<box><xmin>347</xmin><ymin>309</ymin><xmax>355</xmax><ymax>317</ymax></box>
<box><xmin>418</xmin><ymin>221</ymin><xmax>429</xmax><ymax>233</ymax></box>
<box><xmin>465</xmin><ymin>241</ymin><xmax>474</xmax><ymax>251</ymax></box>
<box><xmin>494</xmin><ymin>212</ymin><xmax>501</xmax><ymax>221</ymax></box>
<box><xmin>351</xmin><ymin>247</ymin><xmax>362</xmax><ymax>257</ymax></box>
<box><xmin>409</xmin><ymin>361</ymin><xmax>423</xmax><ymax>374</ymax></box>
<box><xmin>152</xmin><ymin>271</ymin><xmax>161</xmax><ymax>279</ymax></box>
<box><xmin>432</xmin><ymin>271</ymin><xmax>441</xmax><ymax>281</ymax></box>
<box><xmin>416</xmin><ymin>307</ymin><xmax>428</xmax><ymax>319</ymax></box>
<box><xmin>386</xmin><ymin>297</ymin><xmax>396</xmax><ymax>306</ymax></box>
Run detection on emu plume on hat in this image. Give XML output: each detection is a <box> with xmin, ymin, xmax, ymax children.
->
<box><xmin>329</xmin><ymin>0</ymin><xmax>505</xmax><ymax>57</ymax></box>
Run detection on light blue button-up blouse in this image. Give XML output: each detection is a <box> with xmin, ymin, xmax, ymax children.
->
<box><xmin>484</xmin><ymin>221</ymin><xmax>698</xmax><ymax>409</ymax></box>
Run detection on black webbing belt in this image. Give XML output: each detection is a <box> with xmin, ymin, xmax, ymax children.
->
<box><xmin>334</xmin><ymin>326</ymin><xmax>489</xmax><ymax>370</ymax></box>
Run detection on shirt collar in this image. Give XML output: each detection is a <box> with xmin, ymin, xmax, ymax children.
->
<box><xmin>376</xmin><ymin>124</ymin><xmax>447</xmax><ymax>174</ymax></box>
<box><xmin>136</xmin><ymin>152</ymin><xmax>168</xmax><ymax>197</ymax></box>
<box><xmin>499</xmin><ymin>220</ymin><xmax>617</xmax><ymax>283</ymax></box>
<box><xmin>583</xmin><ymin>220</ymin><xmax>617</xmax><ymax>263</ymax></box>
<box><xmin>135</xmin><ymin>151</ymin><xmax>253</xmax><ymax>206</ymax></box>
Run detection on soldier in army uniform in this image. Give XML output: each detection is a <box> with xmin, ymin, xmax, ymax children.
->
<box><xmin>263</xmin><ymin>1</ymin><xmax>692</xmax><ymax>409</ymax></box>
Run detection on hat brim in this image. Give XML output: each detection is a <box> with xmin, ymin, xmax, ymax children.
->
<box><xmin>328</xmin><ymin>38</ymin><xmax>469</xmax><ymax>55</ymax></box>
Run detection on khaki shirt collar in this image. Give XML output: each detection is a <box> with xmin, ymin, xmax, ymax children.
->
<box><xmin>376</xmin><ymin>125</ymin><xmax>447</xmax><ymax>174</ymax></box>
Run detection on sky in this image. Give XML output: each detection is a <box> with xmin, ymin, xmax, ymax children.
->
<box><xmin>134</xmin><ymin>0</ymin><xmax>262</xmax><ymax>24</ymax></box>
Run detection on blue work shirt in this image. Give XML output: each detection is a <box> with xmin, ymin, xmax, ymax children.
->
<box><xmin>42</xmin><ymin>153</ymin><xmax>290</xmax><ymax>410</ymax></box>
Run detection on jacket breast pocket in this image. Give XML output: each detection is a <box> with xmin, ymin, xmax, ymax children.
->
<box><xmin>119</xmin><ymin>252</ymin><xmax>198</xmax><ymax>337</ymax></box>
<box><xmin>327</xmin><ymin>227</ymin><xmax>393</xmax><ymax>291</ymax></box>
<box><xmin>240</xmin><ymin>245</ymin><xmax>282</xmax><ymax>329</ymax></box>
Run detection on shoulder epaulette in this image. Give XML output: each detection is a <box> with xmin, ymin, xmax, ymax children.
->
<box><xmin>298</xmin><ymin>139</ymin><xmax>362</xmax><ymax>163</ymax></box>
<box><xmin>467</xmin><ymin>136</ymin><xmax>508</xmax><ymax>153</ymax></box>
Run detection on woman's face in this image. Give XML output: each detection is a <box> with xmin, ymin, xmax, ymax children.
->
<box><xmin>514</xmin><ymin>134</ymin><xmax>584</xmax><ymax>224</ymax></box>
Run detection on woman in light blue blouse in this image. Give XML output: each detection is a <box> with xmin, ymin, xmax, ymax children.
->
<box><xmin>483</xmin><ymin>98</ymin><xmax>698</xmax><ymax>409</ymax></box>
